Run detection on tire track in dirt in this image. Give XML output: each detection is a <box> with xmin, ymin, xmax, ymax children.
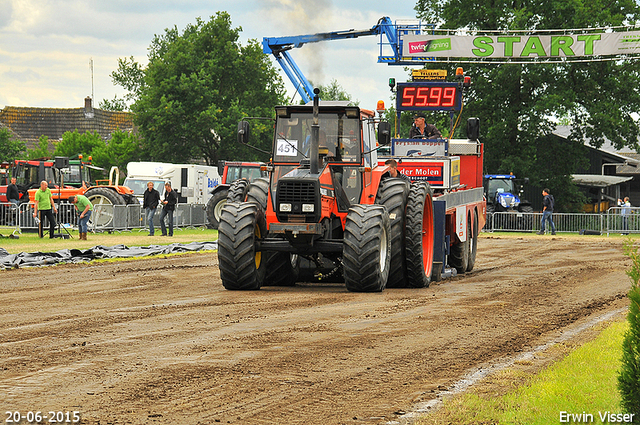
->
<box><xmin>0</xmin><ymin>236</ymin><xmax>632</xmax><ymax>424</ymax></box>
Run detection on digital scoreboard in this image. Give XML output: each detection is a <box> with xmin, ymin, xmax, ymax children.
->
<box><xmin>396</xmin><ymin>82</ymin><xmax>462</xmax><ymax>112</ymax></box>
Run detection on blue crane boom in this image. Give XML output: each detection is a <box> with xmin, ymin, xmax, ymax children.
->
<box><xmin>262</xmin><ymin>17</ymin><xmax>435</xmax><ymax>103</ymax></box>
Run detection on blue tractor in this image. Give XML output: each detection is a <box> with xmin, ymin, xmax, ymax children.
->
<box><xmin>483</xmin><ymin>174</ymin><xmax>533</xmax><ymax>230</ymax></box>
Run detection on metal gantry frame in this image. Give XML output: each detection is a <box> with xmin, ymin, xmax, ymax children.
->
<box><xmin>262</xmin><ymin>17</ymin><xmax>436</xmax><ymax>103</ymax></box>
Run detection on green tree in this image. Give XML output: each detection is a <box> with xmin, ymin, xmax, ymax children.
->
<box><xmin>99</xmin><ymin>96</ymin><xmax>128</xmax><ymax>112</ymax></box>
<box><xmin>314</xmin><ymin>79</ymin><xmax>357</xmax><ymax>104</ymax></box>
<box><xmin>415</xmin><ymin>0</ymin><xmax>640</xmax><ymax>211</ymax></box>
<box><xmin>25</xmin><ymin>136</ymin><xmax>55</xmax><ymax>160</ymax></box>
<box><xmin>0</xmin><ymin>128</ymin><xmax>25</xmax><ymax>162</ymax></box>
<box><xmin>90</xmin><ymin>130</ymin><xmax>143</xmax><ymax>173</ymax></box>
<box><xmin>54</xmin><ymin>130</ymin><xmax>104</xmax><ymax>159</ymax></box>
<box><xmin>111</xmin><ymin>12</ymin><xmax>286</xmax><ymax>165</ymax></box>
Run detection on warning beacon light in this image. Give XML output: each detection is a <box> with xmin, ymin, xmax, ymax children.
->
<box><xmin>376</xmin><ymin>100</ymin><xmax>385</xmax><ymax>115</ymax></box>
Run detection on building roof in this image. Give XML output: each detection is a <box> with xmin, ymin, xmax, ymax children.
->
<box><xmin>572</xmin><ymin>174</ymin><xmax>633</xmax><ymax>188</ymax></box>
<box><xmin>0</xmin><ymin>98</ymin><xmax>134</xmax><ymax>147</ymax></box>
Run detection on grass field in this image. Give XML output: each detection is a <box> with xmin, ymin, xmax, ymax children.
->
<box><xmin>416</xmin><ymin>319</ymin><xmax>629</xmax><ymax>424</ymax></box>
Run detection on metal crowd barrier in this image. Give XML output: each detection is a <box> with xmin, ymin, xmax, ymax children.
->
<box><xmin>486</xmin><ymin>208</ymin><xmax>640</xmax><ymax>235</ymax></box>
<box><xmin>4</xmin><ymin>202</ymin><xmax>208</xmax><ymax>233</ymax></box>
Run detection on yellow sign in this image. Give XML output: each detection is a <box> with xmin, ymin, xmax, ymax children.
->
<box><xmin>412</xmin><ymin>69</ymin><xmax>448</xmax><ymax>80</ymax></box>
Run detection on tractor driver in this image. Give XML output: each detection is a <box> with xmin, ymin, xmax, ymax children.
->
<box><xmin>409</xmin><ymin>113</ymin><xmax>442</xmax><ymax>139</ymax></box>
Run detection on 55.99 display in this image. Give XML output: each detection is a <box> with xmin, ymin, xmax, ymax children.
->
<box><xmin>398</xmin><ymin>84</ymin><xmax>460</xmax><ymax>111</ymax></box>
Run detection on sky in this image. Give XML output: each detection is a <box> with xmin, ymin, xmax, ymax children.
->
<box><xmin>0</xmin><ymin>0</ymin><xmax>422</xmax><ymax>112</ymax></box>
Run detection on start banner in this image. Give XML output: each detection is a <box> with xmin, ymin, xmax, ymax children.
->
<box><xmin>402</xmin><ymin>31</ymin><xmax>640</xmax><ymax>59</ymax></box>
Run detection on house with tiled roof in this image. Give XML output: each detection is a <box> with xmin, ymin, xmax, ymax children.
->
<box><xmin>0</xmin><ymin>97</ymin><xmax>135</xmax><ymax>149</ymax></box>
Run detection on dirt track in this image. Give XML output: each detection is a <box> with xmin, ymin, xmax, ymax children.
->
<box><xmin>0</xmin><ymin>235</ymin><xmax>632</xmax><ymax>424</ymax></box>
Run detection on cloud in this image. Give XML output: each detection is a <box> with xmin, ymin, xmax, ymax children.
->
<box><xmin>0</xmin><ymin>0</ymin><xmax>12</xmax><ymax>29</ymax></box>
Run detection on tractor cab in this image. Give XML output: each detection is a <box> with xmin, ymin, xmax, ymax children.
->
<box><xmin>269</xmin><ymin>104</ymin><xmax>379</xmax><ymax>213</ymax></box>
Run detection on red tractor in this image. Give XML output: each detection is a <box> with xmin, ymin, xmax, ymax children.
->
<box><xmin>206</xmin><ymin>161</ymin><xmax>268</xmax><ymax>229</ymax></box>
<box><xmin>218</xmin><ymin>90</ymin><xmax>441</xmax><ymax>292</ymax></box>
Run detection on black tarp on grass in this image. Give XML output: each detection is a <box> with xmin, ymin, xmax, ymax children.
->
<box><xmin>0</xmin><ymin>241</ymin><xmax>218</xmax><ymax>269</ymax></box>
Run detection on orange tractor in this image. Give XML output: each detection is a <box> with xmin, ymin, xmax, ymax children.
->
<box><xmin>218</xmin><ymin>90</ymin><xmax>452</xmax><ymax>292</ymax></box>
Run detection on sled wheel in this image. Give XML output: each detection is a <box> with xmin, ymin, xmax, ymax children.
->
<box><xmin>405</xmin><ymin>181</ymin><xmax>435</xmax><ymax>288</ymax></box>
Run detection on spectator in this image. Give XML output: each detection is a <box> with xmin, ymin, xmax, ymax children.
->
<box><xmin>68</xmin><ymin>195</ymin><xmax>93</xmax><ymax>240</ymax></box>
<box><xmin>620</xmin><ymin>196</ymin><xmax>632</xmax><ymax>235</ymax></box>
<box><xmin>33</xmin><ymin>180</ymin><xmax>57</xmax><ymax>238</ymax></box>
<box><xmin>159</xmin><ymin>182</ymin><xmax>178</xmax><ymax>237</ymax></box>
<box><xmin>143</xmin><ymin>181</ymin><xmax>161</xmax><ymax>236</ymax></box>
<box><xmin>6</xmin><ymin>177</ymin><xmax>20</xmax><ymax>225</ymax></box>
<box><xmin>537</xmin><ymin>188</ymin><xmax>556</xmax><ymax>235</ymax></box>
<box><xmin>384</xmin><ymin>159</ymin><xmax>411</xmax><ymax>183</ymax></box>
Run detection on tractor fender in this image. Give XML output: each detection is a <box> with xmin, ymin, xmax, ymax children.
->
<box><xmin>210</xmin><ymin>184</ymin><xmax>231</xmax><ymax>196</ymax></box>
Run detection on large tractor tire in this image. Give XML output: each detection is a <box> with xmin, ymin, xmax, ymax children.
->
<box><xmin>466</xmin><ymin>210</ymin><xmax>479</xmax><ymax>272</ymax></box>
<box><xmin>85</xmin><ymin>187</ymin><xmax>125</xmax><ymax>229</ymax></box>
<box><xmin>343</xmin><ymin>204</ymin><xmax>391</xmax><ymax>292</ymax></box>
<box><xmin>218</xmin><ymin>202</ymin><xmax>266</xmax><ymax>290</ymax></box>
<box><xmin>243</xmin><ymin>177</ymin><xmax>299</xmax><ymax>286</ymax></box>
<box><xmin>375</xmin><ymin>178</ymin><xmax>410</xmax><ymax>288</ymax></box>
<box><xmin>264</xmin><ymin>253</ymin><xmax>300</xmax><ymax>286</ymax></box>
<box><xmin>450</xmin><ymin>214</ymin><xmax>470</xmax><ymax>274</ymax></box>
<box><xmin>206</xmin><ymin>189</ymin><xmax>228</xmax><ymax>230</ymax></box>
<box><xmin>246</xmin><ymin>177</ymin><xmax>270</xmax><ymax>207</ymax></box>
<box><xmin>405</xmin><ymin>181</ymin><xmax>435</xmax><ymax>288</ymax></box>
<box><xmin>227</xmin><ymin>179</ymin><xmax>250</xmax><ymax>202</ymax></box>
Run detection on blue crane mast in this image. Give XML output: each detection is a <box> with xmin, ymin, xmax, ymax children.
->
<box><xmin>262</xmin><ymin>17</ymin><xmax>435</xmax><ymax>103</ymax></box>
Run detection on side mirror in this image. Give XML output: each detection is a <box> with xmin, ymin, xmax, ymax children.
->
<box><xmin>467</xmin><ymin>117</ymin><xmax>480</xmax><ymax>141</ymax></box>
<box><xmin>377</xmin><ymin>122</ymin><xmax>391</xmax><ymax>146</ymax></box>
<box><xmin>237</xmin><ymin>121</ymin><xmax>250</xmax><ymax>145</ymax></box>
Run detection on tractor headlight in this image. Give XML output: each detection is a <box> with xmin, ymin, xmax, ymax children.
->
<box><xmin>280</xmin><ymin>203</ymin><xmax>292</xmax><ymax>212</ymax></box>
<box><xmin>500</xmin><ymin>197</ymin><xmax>508</xmax><ymax>208</ymax></box>
<box><xmin>302</xmin><ymin>203</ymin><xmax>314</xmax><ymax>212</ymax></box>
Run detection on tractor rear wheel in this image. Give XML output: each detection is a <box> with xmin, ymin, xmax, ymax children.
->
<box><xmin>375</xmin><ymin>178</ymin><xmax>410</xmax><ymax>288</ymax></box>
<box><xmin>405</xmin><ymin>181</ymin><xmax>435</xmax><ymax>288</ymax></box>
<box><xmin>227</xmin><ymin>179</ymin><xmax>250</xmax><ymax>202</ymax></box>
<box><xmin>450</xmin><ymin>214</ymin><xmax>470</xmax><ymax>274</ymax></box>
<box><xmin>85</xmin><ymin>187</ymin><xmax>125</xmax><ymax>229</ymax></box>
<box><xmin>343</xmin><ymin>204</ymin><xmax>391</xmax><ymax>292</ymax></box>
<box><xmin>206</xmin><ymin>189</ymin><xmax>228</xmax><ymax>229</ymax></box>
<box><xmin>246</xmin><ymin>177</ymin><xmax>270</xmax><ymax>208</ymax></box>
<box><xmin>218</xmin><ymin>202</ymin><xmax>266</xmax><ymax>290</ymax></box>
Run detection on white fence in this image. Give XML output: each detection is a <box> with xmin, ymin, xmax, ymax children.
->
<box><xmin>0</xmin><ymin>202</ymin><xmax>208</xmax><ymax>233</ymax></box>
<box><xmin>486</xmin><ymin>207</ymin><xmax>640</xmax><ymax>235</ymax></box>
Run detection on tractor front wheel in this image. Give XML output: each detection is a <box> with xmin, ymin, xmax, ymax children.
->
<box><xmin>218</xmin><ymin>202</ymin><xmax>266</xmax><ymax>290</ymax></box>
<box><xmin>343</xmin><ymin>204</ymin><xmax>391</xmax><ymax>292</ymax></box>
<box><xmin>405</xmin><ymin>181</ymin><xmax>435</xmax><ymax>288</ymax></box>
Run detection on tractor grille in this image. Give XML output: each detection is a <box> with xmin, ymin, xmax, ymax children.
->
<box><xmin>278</xmin><ymin>181</ymin><xmax>316</xmax><ymax>203</ymax></box>
<box><xmin>276</xmin><ymin>180</ymin><xmax>320</xmax><ymax>223</ymax></box>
